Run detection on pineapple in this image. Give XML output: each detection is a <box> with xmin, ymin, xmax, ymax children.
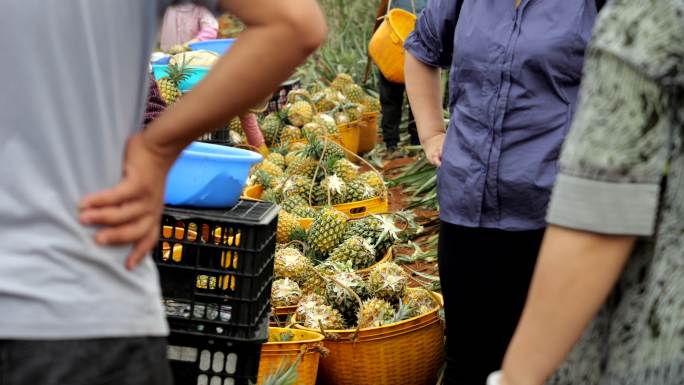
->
<box><xmin>299</xmin><ymin>303</ymin><xmax>346</xmax><ymax>330</ymax></box>
<box><xmin>284</xmin><ymin>151</ymin><xmax>302</xmax><ymax>168</ymax></box>
<box><xmin>302</xmin><ymin>122</ymin><xmax>326</xmax><ymax>137</ymax></box>
<box><xmin>279</xmin><ymin>125</ymin><xmax>302</xmax><ymax>144</ymax></box>
<box><xmin>259</xmin><ymin>159</ymin><xmax>284</xmax><ymax>178</ymax></box>
<box><xmin>313</xmin><ymin>91</ymin><xmax>337</xmax><ymax>113</ymax></box>
<box><xmin>261</xmin><ymin>188</ymin><xmax>280</xmax><ymax>203</ymax></box>
<box><xmin>358</xmin><ymin>171</ymin><xmax>386</xmax><ymax>194</ymax></box>
<box><xmin>312</xmin><ymin>113</ymin><xmax>339</xmax><ymax>135</ymax></box>
<box><xmin>282</xmin><ymin>175</ymin><xmax>315</xmax><ymax>200</ymax></box>
<box><xmin>362</xmin><ymin>95</ymin><xmax>381</xmax><ymax>113</ymax></box>
<box><xmin>307</xmin><ymin>207</ymin><xmax>348</xmax><ymax>256</ymax></box>
<box><xmin>266</xmin><ymin>152</ymin><xmax>286</xmax><ymax>169</ymax></box>
<box><xmin>325</xmin><ymin>271</ymin><xmax>367</xmax><ymax>322</ymax></box>
<box><xmin>229</xmin><ymin>117</ymin><xmax>243</xmax><ymax>133</ymax></box>
<box><xmin>368</xmin><ymin>262</ymin><xmax>409</xmax><ymax>302</ymax></box>
<box><xmin>357</xmin><ymin>298</ymin><xmax>395</xmax><ymax>329</ymax></box>
<box><xmin>271</xmin><ymin>278</ymin><xmax>302</xmax><ymax>307</ymax></box>
<box><xmin>286</xmin><ymin>155</ymin><xmax>319</xmax><ymax>180</ymax></box>
<box><xmin>403</xmin><ymin>289</ymin><xmax>439</xmax><ymax>317</ymax></box>
<box><xmin>287</xmin><ymin>142</ymin><xmax>306</xmax><ymax>153</ymax></box>
<box><xmin>328</xmin><ymin>235</ymin><xmax>376</xmax><ymax>270</ymax></box>
<box><xmin>274</xmin><ymin>247</ymin><xmax>312</xmax><ymax>283</ymax></box>
<box><xmin>315</xmin><ymin>175</ymin><xmax>347</xmax><ymax>205</ymax></box>
<box><xmin>277</xmin><ymin>211</ymin><xmax>302</xmax><ymax>244</ymax></box>
<box><xmin>291</xmin><ymin>205</ymin><xmax>317</xmax><ymax>219</ymax></box>
<box><xmin>261</xmin><ymin>112</ymin><xmax>284</xmax><ymax>145</ymax></box>
<box><xmin>331</xmin><ymin>73</ymin><xmax>355</xmax><ymax>91</ymax></box>
<box><xmin>295</xmin><ymin>293</ymin><xmax>327</xmax><ymax>319</ymax></box>
<box><xmin>331</xmin><ymin>158</ymin><xmax>360</xmax><ymax>182</ymax></box>
<box><xmin>303</xmin><ymin>135</ymin><xmax>345</xmax><ymax>164</ymax></box>
<box><xmin>343</xmin><ymin>84</ymin><xmax>365</xmax><ymax>104</ymax></box>
<box><xmin>158</xmin><ymin>59</ymin><xmax>193</xmax><ymax>105</ymax></box>
<box><xmin>343</xmin><ymin>215</ymin><xmax>397</xmax><ymax>257</ymax></box>
<box><xmin>334</xmin><ymin>110</ymin><xmax>351</xmax><ymax>125</ymax></box>
<box><xmin>345</xmin><ymin>179</ymin><xmax>378</xmax><ymax>202</ymax></box>
<box><xmin>287</xmin><ymin>101</ymin><xmax>314</xmax><ymax>127</ymax></box>
<box><xmin>344</xmin><ymin>103</ymin><xmax>364</xmax><ymax>122</ymax></box>
<box><xmin>280</xmin><ymin>195</ymin><xmax>309</xmax><ymax>213</ymax></box>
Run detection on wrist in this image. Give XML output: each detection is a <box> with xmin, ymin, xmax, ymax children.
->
<box><xmin>139</xmin><ymin>128</ymin><xmax>183</xmax><ymax>169</ymax></box>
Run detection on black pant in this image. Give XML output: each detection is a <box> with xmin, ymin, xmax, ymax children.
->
<box><xmin>0</xmin><ymin>337</ymin><xmax>172</xmax><ymax>385</ymax></box>
<box><xmin>438</xmin><ymin>222</ymin><xmax>544</xmax><ymax>385</ymax></box>
<box><xmin>378</xmin><ymin>72</ymin><xmax>419</xmax><ymax>147</ymax></box>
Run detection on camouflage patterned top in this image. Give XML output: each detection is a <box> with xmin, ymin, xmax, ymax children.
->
<box><xmin>544</xmin><ymin>1</ymin><xmax>684</xmax><ymax>384</ymax></box>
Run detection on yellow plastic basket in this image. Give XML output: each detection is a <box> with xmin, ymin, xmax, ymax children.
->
<box><xmin>294</xmin><ymin>290</ymin><xmax>445</xmax><ymax>385</ymax></box>
<box><xmin>368</xmin><ymin>7</ymin><xmax>417</xmax><ymax>84</ymax></box>
<box><xmin>257</xmin><ymin>327</ymin><xmax>325</xmax><ymax>385</ymax></box>
<box><xmin>334</xmin><ymin>121</ymin><xmax>361</xmax><ymax>156</ymax></box>
<box><xmin>358</xmin><ymin>112</ymin><xmax>380</xmax><ymax>153</ymax></box>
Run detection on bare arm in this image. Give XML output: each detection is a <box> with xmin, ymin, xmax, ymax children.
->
<box><xmin>79</xmin><ymin>0</ymin><xmax>326</xmax><ymax>269</ymax></box>
<box><xmin>500</xmin><ymin>226</ymin><xmax>635</xmax><ymax>385</ymax></box>
<box><xmin>405</xmin><ymin>52</ymin><xmax>445</xmax><ymax>166</ymax></box>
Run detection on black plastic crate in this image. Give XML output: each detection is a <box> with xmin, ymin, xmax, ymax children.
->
<box><xmin>167</xmin><ymin>330</ymin><xmax>266</xmax><ymax>385</ymax></box>
<box><xmin>155</xmin><ymin>201</ymin><xmax>279</xmax><ymax>340</ymax></box>
<box><xmin>197</xmin><ymin>126</ymin><xmax>234</xmax><ymax>146</ymax></box>
<box><xmin>267</xmin><ymin>77</ymin><xmax>301</xmax><ymax>113</ymax></box>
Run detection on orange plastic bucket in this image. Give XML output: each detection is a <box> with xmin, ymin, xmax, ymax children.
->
<box><xmin>368</xmin><ymin>8</ymin><xmax>417</xmax><ymax>84</ymax></box>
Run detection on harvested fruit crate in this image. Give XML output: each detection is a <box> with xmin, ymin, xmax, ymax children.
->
<box><xmin>155</xmin><ymin>200</ymin><xmax>279</xmax><ymax>340</ymax></box>
<box><xmin>168</xmin><ymin>330</ymin><xmax>266</xmax><ymax>385</ymax></box>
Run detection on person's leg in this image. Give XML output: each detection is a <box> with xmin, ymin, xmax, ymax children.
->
<box><xmin>377</xmin><ymin>71</ymin><xmax>405</xmax><ymax>150</ymax></box>
<box><xmin>0</xmin><ymin>337</ymin><xmax>171</xmax><ymax>385</ymax></box>
<box><xmin>438</xmin><ymin>222</ymin><xmax>544</xmax><ymax>385</ymax></box>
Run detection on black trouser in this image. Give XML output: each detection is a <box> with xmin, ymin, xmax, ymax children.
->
<box><xmin>0</xmin><ymin>337</ymin><xmax>172</xmax><ymax>385</ymax></box>
<box><xmin>377</xmin><ymin>72</ymin><xmax>419</xmax><ymax>147</ymax></box>
<box><xmin>437</xmin><ymin>222</ymin><xmax>544</xmax><ymax>385</ymax></box>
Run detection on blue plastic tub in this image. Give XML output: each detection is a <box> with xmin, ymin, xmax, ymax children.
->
<box><xmin>151</xmin><ymin>64</ymin><xmax>210</xmax><ymax>92</ymax></box>
<box><xmin>188</xmin><ymin>39</ymin><xmax>236</xmax><ymax>55</ymax></box>
<box><xmin>165</xmin><ymin>142</ymin><xmax>263</xmax><ymax>208</ymax></box>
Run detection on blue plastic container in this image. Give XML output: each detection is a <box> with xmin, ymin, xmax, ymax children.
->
<box><xmin>165</xmin><ymin>142</ymin><xmax>263</xmax><ymax>208</ymax></box>
<box><xmin>188</xmin><ymin>39</ymin><xmax>236</xmax><ymax>55</ymax></box>
<box><xmin>151</xmin><ymin>64</ymin><xmax>210</xmax><ymax>92</ymax></box>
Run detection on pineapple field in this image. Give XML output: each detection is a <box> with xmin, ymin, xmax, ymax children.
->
<box><xmin>153</xmin><ymin>1</ymin><xmax>444</xmax><ymax>384</ymax></box>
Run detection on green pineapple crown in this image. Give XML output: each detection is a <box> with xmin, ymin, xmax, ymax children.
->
<box><xmin>164</xmin><ymin>56</ymin><xmax>196</xmax><ymax>87</ymax></box>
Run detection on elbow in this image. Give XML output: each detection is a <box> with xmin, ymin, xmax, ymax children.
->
<box><xmin>283</xmin><ymin>3</ymin><xmax>327</xmax><ymax>55</ymax></box>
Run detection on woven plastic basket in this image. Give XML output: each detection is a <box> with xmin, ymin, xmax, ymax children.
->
<box><xmin>294</xmin><ymin>290</ymin><xmax>444</xmax><ymax>385</ymax></box>
<box><xmin>257</xmin><ymin>328</ymin><xmax>325</xmax><ymax>385</ymax></box>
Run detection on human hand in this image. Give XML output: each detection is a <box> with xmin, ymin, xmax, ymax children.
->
<box><xmin>422</xmin><ymin>133</ymin><xmax>445</xmax><ymax>167</ymax></box>
<box><xmin>79</xmin><ymin>132</ymin><xmax>176</xmax><ymax>270</ymax></box>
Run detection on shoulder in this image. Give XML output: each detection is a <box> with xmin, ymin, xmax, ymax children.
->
<box><xmin>591</xmin><ymin>0</ymin><xmax>684</xmax><ymax>85</ymax></box>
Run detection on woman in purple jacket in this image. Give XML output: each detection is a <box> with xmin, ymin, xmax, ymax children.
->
<box><xmin>404</xmin><ymin>1</ymin><xmax>599</xmax><ymax>383</ymax></box>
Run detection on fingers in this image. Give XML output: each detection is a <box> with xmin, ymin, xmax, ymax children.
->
<box><xmin>94</xmin><ymin>215</ymin><xmax>156</xmax><ymax>246</ymax></box>
<box><xmin>80</xmin><ymin>200</ymin><xmax>150</xmax><ymax>226</ymax></box>
<box><xmin>126</xmin><ymin>228</ymin><xmax>160</xmax><ymax>271</ymax></box>
<box><xmin>79</xmin><ymin>177</ymin><xmax>141</xmax><ymax>210</ymax></box>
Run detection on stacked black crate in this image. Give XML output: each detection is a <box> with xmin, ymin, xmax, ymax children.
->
<box><xmin>154</xmin><ymin>200</ymin><xmax>279</xmax><ymax>385</ymax></box>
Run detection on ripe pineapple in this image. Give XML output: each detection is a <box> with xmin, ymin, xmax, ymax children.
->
<box><xmin>279</xmin><ymin>125</ymin><xmax>303</xmax><ymax>144</ymax></box>
<box><xmin>158</xmin><ymin>59</ymin><xmax>193</xmax><ymax>105</ymax></box>
<box><xmin>331</xmin><ymin>158</ymin><xmax>360</xmax><ymax>182</ymax></box>
<box><xmin>259</xmin><ymin>159</ymin><xmax>284</xmax><ymax>178</ymax></box>
<box><xmin>344</xmin><ymin>103</ymin><xmax>364</xmax><ymax>122</ymax></box>
<box><xmin>274</xmin><ymin>247</ymin><xmax>312</xmax><ymax>283</ymax></box>
<box><xmin>261</xmin><ymin>112</ymin><xmax>284</xmax><ymax>145</ymax></box>
<box><xmin>228</xmin><ymin>117</ymin><xmax>243</xmax><ymax>133</ymax></box>
<box><xmin>368</xmin><ymin>262</ymin><xmax>409</xmax><ymax>302</ymax></box>
<box><xmin>307</xmin><ymin>207</ymin><xmax>347</xmax><ymax>256</ymax></box>
<box><xmin>299</xmin><ymin>303</ymin><xmax>346</xmax><ymax>330</ymax></box>
<box><xmin>362</xmin><ymin>95</ymin><xmax>381</xmax><ymax>113</ymax></box>
<box><xmin>282</xmin><ymin>175</ymin><xmax>315</xmax><ymax>200</ymax></box>
<box><xmin>312</xmin><ymin>113</ymin><xmax>339</xmax><ymax>135</ymax></box>
<box><xmin>403</xmin><ymin>289</ymin><xmax>439</xmax><ymax>317</ymax></box>
<box><xmin>343</xmin><ymin>84</ymin><xmax>365</xmax><ymax>104</ymax></box>
<box><xmin>277</xmin><ymin>211</ymin><xmax>302</xmax><ymax>244</ymax></box>
<box><xmin>315</xmin><ymin>175</ymin><xmax>347</xmax><ymax>205</ymax></box>
<box><xmin>331</xmin><ymin>73</ymin><xmax>355</xmax><ymax>91</ymax></box>
<box><xmin>325</xmin><ymin>271</ymin><xmax>367</xmax><ymax>321</ymax></box>
<box><xmin>357</xmin><ymin>298</ymin><xmax>395</xmax><ymax>329</ymax></box>
<box><xmin>287</xmin><ymin>101</ymin><xmax>314</xmax><ymax>127</ymax></box>
<box><xmin>286</xmin><ymin>155</ymin><xmax>319</xmax><ymax>180</ymax></box>
<box><xmin>328</xmin><ymin>235</ymin><xmax>376</xmax><ymax>270</ymax></box>
<box><xmin>271</xmin><ymin>278</ymin><xmax>302</xmax><ymax>307</ymax></box>
<box><xmin>313</xmin><ymin>91</ymin><xmax>337</xmax><ymax>113</ymax></box>
<box><xmin>287</xmin><ymin>89</ymin><xmax>312</xmax><ymax>104</ymax></box>
<box><xmin>266</xmin><ymin>152</ymin><xmax>286</xmax><ymax>169</ymax></box>
<box><xmin>302</xmin><ymin>122</ymin><xmax>326</xmax><ymax>137</ymax></box>
<box><xmin>343</xmin><ymin>214</ymin><xmax>396</xmax><ymax>257</ymax></box>
<box><xmin>358</xmin><ymin>171</ymin><xmax>386</xmax><ymax>194</ymax></box>
<box><xmin>303</xmin><ymin>135</ymin><xmax>345</xmax><ymax>164</ymax></box>
<box><xmin>334</xmin><ymin>110</ymin><xmax>351</xmax><ymax>125</ymax></box>
<box><xmin>345</xmin><ymin>179</ymin><xmax>378</xmax><ymax>202</ymax></box>
<box><xmin>296</xmin><ymin>293</ymin><xmax>327</xmax><ymax>319</ymax></box>
<box><xmin>261</xmin><ymin>188</ymin><xmax>280</xmax><ymax>203</ymax></box>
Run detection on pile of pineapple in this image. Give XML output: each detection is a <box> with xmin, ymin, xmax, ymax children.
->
<box><xmin>229</xmin><ymin>73</ymin><xmax>380</xmax><ymax>149</ymax></box>
<box><xmin>272</xmin><ymin>257</ymin><xmax>438</xmax><ymax>330</ymax></box>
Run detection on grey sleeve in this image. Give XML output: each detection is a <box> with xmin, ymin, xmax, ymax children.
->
<box><xmin>547</xmin><ymin>50</ymin><xmax>671</xmax><ymax>236</ymax></box>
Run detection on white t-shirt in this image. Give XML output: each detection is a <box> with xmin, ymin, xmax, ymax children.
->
<box><xmin>0</xmin><ymin>0</ymin><xmax>216</xmax><ymax>339</ymax></box>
